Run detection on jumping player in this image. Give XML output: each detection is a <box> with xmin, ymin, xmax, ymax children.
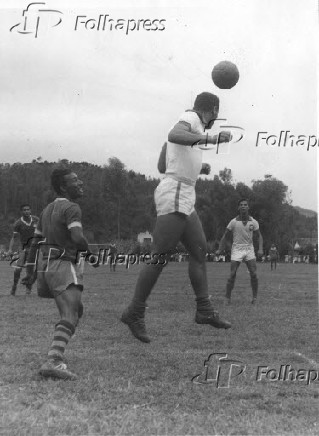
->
<box><xmin>269</xmin><ymin>244</ymin><xmax>278</xmax><ymax>270</ymax></box>
<box><xmin>121</xmin><ymin>92</ymin><xmax>232</xmax><ymax>343</ymax></box>
<box><xmin>23</xmin><ymin>168</ymin><xmax>91</xmax><ymax>380</ymax></box>
<box><xmin>217</xmin><ymin>199</ymin><xmax>263</xmax><ymax>304</ymax></box>
<box><xmin>8</xmin><ymin>204</ymin><xmax>38</xmax><ymax>295</ymax></box>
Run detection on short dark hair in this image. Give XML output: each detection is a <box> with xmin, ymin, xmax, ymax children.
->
<box><xmin>238</xmin><ymin>198</ymin><xmax>248</xmax><ymax>206</ymax></box>
<box><xmin>20</xmin><ymin>204</ymin><xmax>31</xmax><ymax>211</ymax></box>
<box><xmin>51</xmin><ymin>167</ymin><xmax>73</xmax><ymax>195</ymax></box>
<box><xmin>193</xmin><ymin>92</ymin><xmax>219</xmax><ymax>112</ymax></box>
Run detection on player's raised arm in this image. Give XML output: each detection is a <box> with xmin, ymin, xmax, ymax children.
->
<box><xmin>168</xmin><ymin>122</ymin><xmax>206</xmax><ymax>146</ymax></box>
<box><xmin>168</xmin><ymin>122</ymin><xmax>232</xmax><ymax>146</ymax></box>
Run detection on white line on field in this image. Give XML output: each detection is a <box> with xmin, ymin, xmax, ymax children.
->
<box><xmin>293</xmin><ymin>351</ymin><xmax>319</xmax><ymax>369</ymax></box>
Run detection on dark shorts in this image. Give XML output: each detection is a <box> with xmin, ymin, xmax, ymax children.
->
<box><xmin>37</xmin><ymin>258</ymin><xmax>84</xmax><ymax>299</ymax></box>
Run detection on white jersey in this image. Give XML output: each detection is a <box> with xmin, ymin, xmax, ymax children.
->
<box><xmin>227</xmin><ymin>216</ymin><xmax>259</xmax><ymax>246</ymax></box>
<box><xmin>165</xmin><ymin>110</ymin><xmax>204</xmax><ymax>186</ymax></box>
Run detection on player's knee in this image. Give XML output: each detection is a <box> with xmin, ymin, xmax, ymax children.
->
<box><xmin>190</xmin><ymin>243</ymin><xmax>207</xmax><ymax>264</ymax></box>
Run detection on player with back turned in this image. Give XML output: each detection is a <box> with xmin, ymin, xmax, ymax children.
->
<box><xmin>121</xmin><ymin>92</ymin><xmax>233</xmax><ymax>343</ymax></box>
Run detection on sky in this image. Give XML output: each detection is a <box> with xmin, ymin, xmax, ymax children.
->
<box><xmin>0</xmin><ymin>0</ymin><xmax>317</xmax><ymax>210</ymax></box>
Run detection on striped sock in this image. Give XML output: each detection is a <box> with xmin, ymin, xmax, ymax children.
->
<box><xmin>48</xmin><ymin>320</ymin><xmax>75</xmax><ymax>361</ymax></box>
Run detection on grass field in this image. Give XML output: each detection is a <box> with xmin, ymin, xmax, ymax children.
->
<box><xmin>0</xmin><ymin>261</ymin><xmax>318</xmax><ymax>435</ymax></box>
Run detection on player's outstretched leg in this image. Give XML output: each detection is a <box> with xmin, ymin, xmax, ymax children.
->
<box><xmin>121</xmin><ymin>213</ymin><xmax>187</xmax><ymax>342</ymax></box>
<box><xmin>181</xmin><ymin>212</ymin><xmax>231</xmax><ymax>329</ymax></box>
<box><xmin>39</xmin><ymin>286</ymin><xmax>82</xmax><ymax>380</ymax></box>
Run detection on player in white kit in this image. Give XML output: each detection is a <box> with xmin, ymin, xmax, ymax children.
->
<box><xmin>217</xmin><ymin>199</ymin><xmax>263</xmax><ymax>304</ymax></box>
<box><xmin>121</xmin><ymin>92</ymin><xmax>232</xmax><ymax>343</ymax></box>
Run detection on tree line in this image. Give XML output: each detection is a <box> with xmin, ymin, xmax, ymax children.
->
<box><xmin>0</xmin><ymin>158</ymin><xmax>317</xmax><ymax>259</ymax></box>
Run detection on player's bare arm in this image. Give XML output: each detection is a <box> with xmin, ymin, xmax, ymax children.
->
<box><xmin>168</xmin><ymin>122</ymin><xmax>231</xmax><ymax>146</ymax></box>
<box><xmin>157</xmin><ymin>142</ymin><xmax>167</xmax><ymax>174</ymax></box>
<box><xmin>254</xmin><ymin>229</ymin><xmax>264</xmax><ymax>256</ymax></box>
<box><xmin>217</xmin><ymin>229</ymin><xmax>232</xmax><ymax>254</ymax></box>
<box><xmin>8</xmin><ymin>233</ymin><xmax>19</xmax><ymax>255</ymax></box>
<box><xmin>70</xmin><ymin>227</ymin><xmax>89</xmax><ymax>252</ymax></box>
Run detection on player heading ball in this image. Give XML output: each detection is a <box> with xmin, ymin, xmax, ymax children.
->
<box><xmin>121</xmin><ymin>91</ymin><xmax>232</xmax><ymax>344</ymax></box>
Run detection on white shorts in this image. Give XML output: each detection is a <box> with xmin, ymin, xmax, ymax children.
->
<box><xmin>231</xmin><ymin>245</ymin><xmax>256</xmax><ymax>262</ymax></box>
<box><xmin>154</xmin><ymin>177</ymin><xmax>195</xmax><ymax>216</ymax></box>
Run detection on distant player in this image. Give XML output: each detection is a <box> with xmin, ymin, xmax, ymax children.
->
<box><xmin>23</xmin><ymin>167</ymin><xmax>93</xmax><ymax>380</ymax></box>
<box><xmin>121</xmin><ymin>92</ymin><xmax>232</xmax><ymax>343</ymax></box>
<box><xmin>217</xmin><ymin>199</ymin><xmax>263</xmax><ymax>304</ymax></box>
<box><xmin>269</xmin><ymin>244</ymin><xmax>278</xmax><ymax>270</ymax></box>
<box><xmin>109</xmin><ymin>243</ymin><xmax>117</xmax><ymax>272</ymax></box>
<box><xmin>8</xmin><ymin>204</ymin><xmax>38</xmax><ymax>295</ymax></box>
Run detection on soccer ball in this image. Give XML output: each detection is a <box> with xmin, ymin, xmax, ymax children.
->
<box><xmin>211</xmin><ymin>61</ymin><xmax>239</xmax><ymax>89</ymax></box>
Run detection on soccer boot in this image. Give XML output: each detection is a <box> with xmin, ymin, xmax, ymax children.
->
<box><xmin>251</xmin><ymin>298</ymin><xmax>257</xmax><ymax>305</ymax></box>
<box><xmin>39</xmin><ymin>358</ymin><xmax>78</xmax><ymax>380</ymax></box>
<box><xmin>121</xmin><ymin>309</ymin><xmax>150</xmax><ymax>343</ymax></box>
<box><xmin>195</xmin><ymin>309</ymin><xmax>231</xmax><ymax>329</ymax></box>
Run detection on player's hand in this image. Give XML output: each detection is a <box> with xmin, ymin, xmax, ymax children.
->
<box><xmin>258</xmin><ymin>249</ymin><xmax>264</xmax><ymax>258</ymax></box>
<box><xmin>217</xmin><ymin>131</ymin><xmax>233</xmax><ymax>144</ymax></box>
<box><xmin>200</xmin><ymin>163</ymin><xmax>211</xmax><ymax>175</ymax></box>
